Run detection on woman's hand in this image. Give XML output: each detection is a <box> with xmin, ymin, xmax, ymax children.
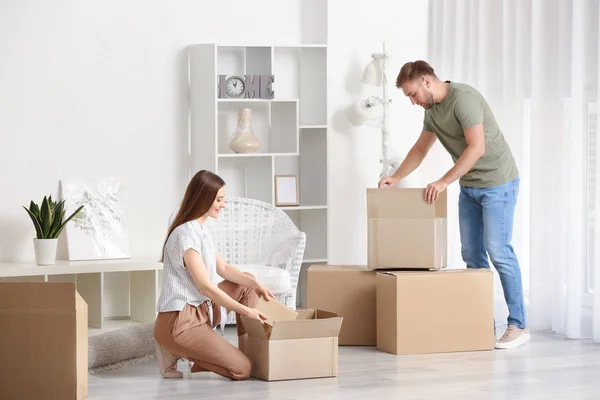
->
<box><xmin>255</xmin><ymin>282</ymin><xmax>277</xmax><ymax>301</ymax></box>
<box><xmin>244</xmin><ymin>307</ymin><xmax>268</xmax><ymax>323</ymax></box>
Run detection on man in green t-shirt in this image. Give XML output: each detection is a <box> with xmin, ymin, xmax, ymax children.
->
<box><xmin>378</xmin><ymin>60</ymin><xmax>530</xmax><ymax>349</ymax></box>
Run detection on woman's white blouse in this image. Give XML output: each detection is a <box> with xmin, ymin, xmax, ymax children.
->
<box><xmin>156</xmin><ymin>220</ymin><xmax>219</xmax><ymax>312</ymax></box>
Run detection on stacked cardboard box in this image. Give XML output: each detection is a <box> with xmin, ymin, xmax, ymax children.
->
<box><xmin>367</xmin><ymin>188</ymin><xmax>494</xmax><ymax>354</ymax></box>
<box><xmin>367</xmin><ymin>188</ymin><xmax>447</xmax><ymax>269</ymax></box>
<box><xmin>376</xmin><ymin>268</ymin><xmax>494</xmax><ymax>354</ymax></box>
<box><xmin>306</xmin><ymin>187</ymin><xmax>495</xmax><ymax>356</ymax></box>
<box><xmin>306</xmin><ymin>265</ymin><xmax>376</xmax><ymax>345</ymax></box>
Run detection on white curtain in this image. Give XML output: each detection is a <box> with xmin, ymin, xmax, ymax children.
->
<box><xmin>428</xmin><ymin>0</ymin><xmax>600</xmax><ymax>341</ymax></box>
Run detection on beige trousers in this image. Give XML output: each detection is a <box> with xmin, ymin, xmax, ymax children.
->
<box><xmin>153</xmin><ymin>274</ymin><xmax>258</xmax><ymax>380</ymax></box>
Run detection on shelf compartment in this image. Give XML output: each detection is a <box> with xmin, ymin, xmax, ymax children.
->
<box><xmin>284</xmin><ymin>208</ymin><xmax>328</xmax><ymax>261</ymax></box>
<box><xmin>273</xmin><ymin>127</ymin><xmax>326</xmax><ymax>206</ymax></box>
<box><xmin>273</xmin><ymin>47</ymin><xmax>326</xmax><ymax>126</ymax></box>
<box><xmin>245</xmin><ymin>46</ymin><xmax>272</xmax><ymax>75</ymax></box>
<box><xmin>218</xmin><ymin>100</ymin><xmax>299</xmax><ymax>155</ymax></box>
<box><xmin>218</xmin><ymin>101</ymin><xmax>269</xmax><ymax>154</ymax></box>
<box><xmin>218</xmin><ymin>156</ymin><xmax>273</xmax><ymax>204</ymax></box>
<box><xmin>130</xmin><ymin>270</ymin><xmax>159</xmax><ymax>324</ymax></box>
<box><xmin>270</xmin><ymin>100</ymin><xmax>299</xmax><ymax>153</ymax></box>
<box><xmin>299</xmin><ymin>128</ymin><xmax>327</xmax><ymax>206</ymax></box>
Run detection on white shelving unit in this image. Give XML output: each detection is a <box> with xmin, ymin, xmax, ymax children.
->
<box><xmin>0</xmin><ymin>259</ymin><xmax>162</xmax><ymax>332</ymax></box>
<box><xmin>188</xmin><ymin>11</ymin><xmax>328</xmax><ymax>308</ymax></box>
<box><xmin>186</xmin><ymin>0</ymin><xmax>328</xmax><ymax>307</ymax></box>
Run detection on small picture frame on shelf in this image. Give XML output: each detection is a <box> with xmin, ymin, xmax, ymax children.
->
<box><xmin>274</xmin><ymin>175</ymin><xmax>299</xmax><ymax>206</ymax></box>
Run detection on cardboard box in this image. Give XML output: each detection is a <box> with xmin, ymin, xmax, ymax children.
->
<box><xmin>367</xmin><ymin>188</ymin><xmax>447</xmax><ymax>269</ymax></box>
<box><xmin>376</xmin><ymin>268</ymin><xmax>494</xmax><ymax>355</ymax></box>
<box><xmin>368</xmin><ymin>218</ymin><xmax>447</xmax><ymax>268</ymax></box>
<box><xmin>241</xmin><ymin>297</ymin><xmax>343</xmax><ymax>381</ymax></box>
<box><xmin>367</xmin><ymin>187</ymin><xmax>447</xmax><ymax>219</ymax></box>
<box><xmin>307</xmin><ymin>265</ymin><xmax>376</xmax><ymax>345</ymax></box>
<box><xmin>0</xmin><ymin>282</ymin><xmax>88</xmax><ymax>400</ymax></box>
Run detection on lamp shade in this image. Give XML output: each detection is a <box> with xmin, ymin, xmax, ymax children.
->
<box><xmin>346</xmin><ymin>98</ymin><xmax>383</xmax><ymax>126</ymax></box>
<box><xmin>361</xmin><ymin>59</ymin><xmax>382</xmax><ymax>86</ymax></box>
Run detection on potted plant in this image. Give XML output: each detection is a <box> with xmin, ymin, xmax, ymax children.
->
<box><xmin>23</xmin><ymin>195</ymin><xmax>84</xmax><ymax>265</ymax></box>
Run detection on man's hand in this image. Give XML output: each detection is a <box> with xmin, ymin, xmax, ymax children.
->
<box><xmin>424</xmin><ymin>179</ymin><xmax>448</xmax><ymax>204</ymax></box>
<box><xmin>255</xmin><ymin>282</ymin><xmax>277</xmax><ymax>301</ymax></box>
<box><xmin>378</xmin><ymin>176</ymin><xmax>399</xmax><ymax>188</ymax></box>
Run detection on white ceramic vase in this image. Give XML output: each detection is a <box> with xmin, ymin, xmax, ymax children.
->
<box><xmin>33</xmin><ymin>238</ymin><xmax>58</xmax><ymax>266</ymax></box>
<box><xmin>229</xmin><ymin>108</ymin><xmax>261</xmax><ymax>154</ymax></box>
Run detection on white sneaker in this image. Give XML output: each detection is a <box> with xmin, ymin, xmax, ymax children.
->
<box><xmin>495</xmin><ymin>325</ymin><xmax>531</xmax><ymax>349</ymax></box>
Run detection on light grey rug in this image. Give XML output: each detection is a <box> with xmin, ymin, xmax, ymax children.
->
<box><xmin>88</xmin><ymin>323</ymin><xmax>156</xmax><ymax>374</ymax></box>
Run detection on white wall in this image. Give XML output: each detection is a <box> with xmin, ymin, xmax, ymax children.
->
<box><xmin>0</xmin><ymin>0</ymin><xmax>303</xmax><ymax>263</ymax></box>
<box><xmin>327</xmin><ymin>0</ymin><xmax>431</xmax><ymax>265</ymax></box>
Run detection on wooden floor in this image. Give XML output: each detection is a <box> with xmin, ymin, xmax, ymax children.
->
<box><xmin>88</xmin><ymin>327</ymin><xmax>600</xmax><ymax>400</ymax></box>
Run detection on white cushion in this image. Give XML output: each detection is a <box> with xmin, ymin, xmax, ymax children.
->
<box><xmin>231</xmin><ymin>264</ymin><xmax>292</xmax><ymax>294</ymax></box>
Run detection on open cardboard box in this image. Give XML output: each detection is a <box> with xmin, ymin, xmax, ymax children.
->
<box><xmin>240</xmin><ymin>297</ymin><xmax>343</xmax><ymax>381</ymax></box>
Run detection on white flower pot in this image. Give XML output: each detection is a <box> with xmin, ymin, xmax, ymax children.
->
<box><xmin>33</xmin><ymin>238</ymin><xmax>58</xmax><ymax>266</ymax></box>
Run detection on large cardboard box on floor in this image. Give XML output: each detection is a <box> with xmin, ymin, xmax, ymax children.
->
<box><xmin>307</xmin><ymin>265</ymin><xmax>376</xmax><ymax>345</ymax></box>
<box><xmin>241</xmin><ymin>297</ymin><xmax>343</xmax><ymax>381</ymax></box>
<box><xmin>367</xmin><ymin>188</ymin><xmax>447</xmax><ymax>269</ymax></box>
<box><xmin>0</xmin><ymin>282</ymin><xmax>88</xmax><ymax>400</ymax></box>
<box><xmin>377</xmin><ymin>268</ymin><xmax>494</xmax><ymax>355</ymax></box>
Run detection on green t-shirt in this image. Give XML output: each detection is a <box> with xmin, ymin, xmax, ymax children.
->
<box><xmin>423</xmin><ymin>81</ymin><xmax>519</xmax><ymax>188</ymax></box>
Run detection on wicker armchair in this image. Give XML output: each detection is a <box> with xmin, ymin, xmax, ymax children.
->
<box><xmin>204</xmin><ymin>197</ymin><xmax>306</xmax><ymax>323</ymax></box>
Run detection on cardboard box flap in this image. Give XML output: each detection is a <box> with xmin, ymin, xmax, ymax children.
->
<box><xmin>270</xmin><ymin>316</ymin><xmax>343</xmax><ymax>340</ymax></box>
<box><xmin>294</xmin><ymin>309</ymin><xmax>339</xmax><ymax>321</ymax></box>
<box><xmin>296</xmin><ymin>309</ymin><xmax>315</xmax><ymax>319</ymax></box>
<box><xmin>241</xmin><ymin>297</ymin><xmax>298</xmax><ymax>339</ymax></box>
<box><xmin>314</xmin><ymin>310</ymin><xmax>340</xmax><ymax>320</ymax></box>
<box><xmin>242</xmin><ymin>316</ymin><xmax>270</xmax><ymax>339</ymax></box>
<box><xmin>367</xmin><ymin>188</ymin><xmax>447</xmax><ymax>218</ymax></box>
<box><xmin>254</xmin><ymin>296</ymin><xmax>298</xmax><ymax>327</ymax></box>
<box><xmin>0</xmin><ymin>282</ymin><xmax>77</xmax><ymax>310</ymax></box>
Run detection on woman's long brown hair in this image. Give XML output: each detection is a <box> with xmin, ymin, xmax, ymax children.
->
<box><xmin>160</xmin><ymin>170</ymin><xmax>225</xmax><ymax>262</ymax></box>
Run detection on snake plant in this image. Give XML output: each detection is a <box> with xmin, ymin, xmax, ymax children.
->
<box><xmin>23</xmin><ymin>195</ymin><xmax>84</xmax><ymax>239</ymax></box>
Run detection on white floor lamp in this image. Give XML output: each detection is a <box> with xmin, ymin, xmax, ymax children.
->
<box><xmin>347</xmin><ymin>42</ymin><xmax>403</xmax><ymax>179</ymax></box>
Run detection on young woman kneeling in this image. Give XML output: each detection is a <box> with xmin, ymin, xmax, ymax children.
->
<box><xmin>153</xmin><ymin>170</ymin><xmax>276</xmax><ymax>380</ymax></box>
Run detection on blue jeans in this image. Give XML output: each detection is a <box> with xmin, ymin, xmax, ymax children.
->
<box><xmin>458</xmin><ymin>177</ymin><xmax>527</xmax><ymax>329</ymax></box>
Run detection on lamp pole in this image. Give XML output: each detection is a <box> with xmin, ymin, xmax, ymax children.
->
<box><xmin>373</xmin><ymin>41</ymin><xmax>391</xmax><ymax>178</ymax></box>
<box><xmin>381</xmin><ymin>42</ymin><xmax>389</xmax><ymax>178</ymax></box>
<box><xmin>350</xmin><ymin>42</ymin><xmax>400</xmax><ymax>179</ymax></box>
